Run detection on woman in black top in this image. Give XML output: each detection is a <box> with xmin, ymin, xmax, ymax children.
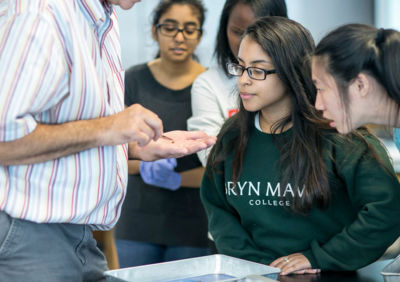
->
<box><xmin>114</xmin><ymin>0</ymin><xmax>209</xmax><ymax>267</ymax></box>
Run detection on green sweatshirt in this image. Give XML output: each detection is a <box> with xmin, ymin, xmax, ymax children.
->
<box><xmin>201</xmin><ymin>126</ymin><xmax>400</xmax><ymax>271</ymax></box>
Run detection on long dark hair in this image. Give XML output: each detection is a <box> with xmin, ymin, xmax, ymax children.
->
<box><xmin>208</xmin><ymin>16</ymin><xmax>332</xmax><ymax>213</ymax></box>
<box><xmin>314</xmin><ymin>24</ymin><xmax>400</xmax><ymax>126</ymax></box>
<box><xmin>215</xmin><ymin>0</ymin><xmax>287</xmax><ymax>75</ymax></box>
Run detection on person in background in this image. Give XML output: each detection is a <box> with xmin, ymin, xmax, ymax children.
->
<box><xmin>201</xmin><ymin>16</ymin><xmax>400</xmax><ymax>275</ymax></box>
<box><xmin>0</xmin><ymin>0</ymin><xmax>215</xmax><ymax>281</ymax></box>
<box><xmin>114</xmin><ymin>0</ymin><xmax>210</xmax><ymax>268</ymax></box>
<box><xmin>187</xmin><ymin>0</ymin><xmax>287</xmax><ymax>166</ymax></box>
<box><xmin>312</xmin><ymin>24</ymin><xmax>400</xmax><ymax>150</ymax></box>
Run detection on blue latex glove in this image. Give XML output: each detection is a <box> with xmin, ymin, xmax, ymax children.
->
<box><xmin>139</xmin><ymin>158</ymin><xmax>181</xmax><ymax>190</ymax></box>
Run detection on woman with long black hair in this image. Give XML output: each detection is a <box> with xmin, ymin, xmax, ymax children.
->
<box><xmin>201</xmin><ymin>17</ymin><xmax>400</xmax><ymax>275</ymax></box>
<box><xmin>188</xmin><ymin>0</ymin><xmax>288</xmax><ymax>166</ymax></box>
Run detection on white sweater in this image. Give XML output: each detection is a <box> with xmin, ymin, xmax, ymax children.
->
<box><xmin>188</xmin><ymin>65</ymin><xmax>239</xmax><ymax>166</ymax></box>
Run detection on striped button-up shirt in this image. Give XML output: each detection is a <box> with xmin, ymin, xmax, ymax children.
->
<box><xmin>0</xmin><ymin>0</ymin><xmax>127</xmax><ymax>230</ymax></box>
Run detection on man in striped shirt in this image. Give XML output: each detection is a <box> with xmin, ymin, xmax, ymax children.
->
<box><xmin>0</xmin><ymin>0</ymin><xmax>215</xmax><ymax>281</ymax></box>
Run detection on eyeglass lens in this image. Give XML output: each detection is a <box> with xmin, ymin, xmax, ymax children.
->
<box><xmin>227</xmin><ymin>63</ymin><xmax>275</xmax><ymax>80</ymax></box>
<box><xmin>227</xmin><ymin>64</ymin><xmax>264</xmax><ymax>80</ymax></box>
<box><xmin>158</xmin><ymin>24</ymin><xmax>200</xmax><ymax>39</ymax></box>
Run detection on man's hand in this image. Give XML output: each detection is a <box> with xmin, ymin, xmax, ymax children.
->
<box><xmin>101</xmin><ymin>104</ymin><xmax>163</xmax><ymax>147</ymax></box>
<box><xmin>270</xmin><ymin>253</ymin><xmax>321</xmax><ymax>275</ymax></box>
<box><xmin>129</xmin><ymin>130</ymin><xmax>217</xmax><ymax>161</ymax></box>
<box><xmin>0</xmin><ymin>106</ymin><xmax>215</xmax><ymax>165</ymax></box>
<box><xmin>0</xmin><ymin>104</ymin><xmax>164</xmax><ymax>165</ymax></box>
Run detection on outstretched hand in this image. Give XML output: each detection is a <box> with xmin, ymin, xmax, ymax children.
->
<box><xmin>129</xmin><ymin>130</ymin><xmax>216</xmax><ymax>161</ymax></box>
<box><xmin>270</xmin><ymin>253</ymin><xmax>321</xmax><ymax>275</ymax></box>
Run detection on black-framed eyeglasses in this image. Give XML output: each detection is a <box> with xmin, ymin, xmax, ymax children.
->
<box><xmin>226</xmin><ymin>63</ymin><xmax>276</xmax><ymax>81</ymax></box>
<box><xmin>156</xmin><ymin>23</ymin><xmax>202</xmax><ymax>40</ymax></box>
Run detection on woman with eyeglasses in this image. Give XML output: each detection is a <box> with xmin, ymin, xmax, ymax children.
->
<box><xmin>187</xmin><ymin>0</ymin><xmax>288</xmax><ymax>167</ymax></box>
<box><xmin>114</xmin><ymin>0</ymin><xmax>210</xmax><ymax>268</ymax></box>
<box><xmin>201</xmin><ymin>16</ymin><xmax>400</xmax><ymax>275</ymax></box>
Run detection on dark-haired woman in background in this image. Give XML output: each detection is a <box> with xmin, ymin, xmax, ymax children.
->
<box><xmin>187</xmin><ymin>0</ymin><xmax>288</xmax><ymax>166</ymax></box>
<box><xmin>114</xmin><ymin>0</ymin><xmax>209</xmax><ymax>268</ymax></box>
<box><xmin>312</xmin><ymin>24</ymin><xmax>400</xmax><ymax>150</ymax></box>
<box><xmin>201</xmin><ymin>16</ymin><xmax>400</xmax><ymax>275</ymax></box>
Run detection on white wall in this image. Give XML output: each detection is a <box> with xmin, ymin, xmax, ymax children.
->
<box><xmin>116</xmin><ymin>0</ymin><xmax>373</xmax><ymax>69</ymax></box>
<box><xmin>375</xmin><ymin>0</ymin><xmax>400</xmax><ymax>29</ymax></box>
<box><xmin>286</xmin><ymin>0</ymin><xmax>373</xmax><ymax>43</ymax></box>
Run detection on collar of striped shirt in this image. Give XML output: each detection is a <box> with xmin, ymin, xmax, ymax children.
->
<box><xmin>79</xmin><ymin>0</ymin><xmax>112</xmax><ymax>27</ymax></box>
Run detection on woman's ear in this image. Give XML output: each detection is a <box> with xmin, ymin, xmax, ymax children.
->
<box><xmin>351</xmin><ymin>73</ymin><xmax>371</xmax><ymax>98</ymax></box>
<box><xmin>152</xmin><ymin>25</ymin><xmax>158</xmax><ymax>41</ymax></box>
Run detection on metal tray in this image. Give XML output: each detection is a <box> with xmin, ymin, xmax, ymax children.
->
<box><xmin>105</xmin><ymin>254</ymin><xmax>281</xmax><ymax>282</ymax></box>
<box><xmin>381</xmin><ymin>255</ymin><xmax>400</xmax><ymax>282</ymax></box>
